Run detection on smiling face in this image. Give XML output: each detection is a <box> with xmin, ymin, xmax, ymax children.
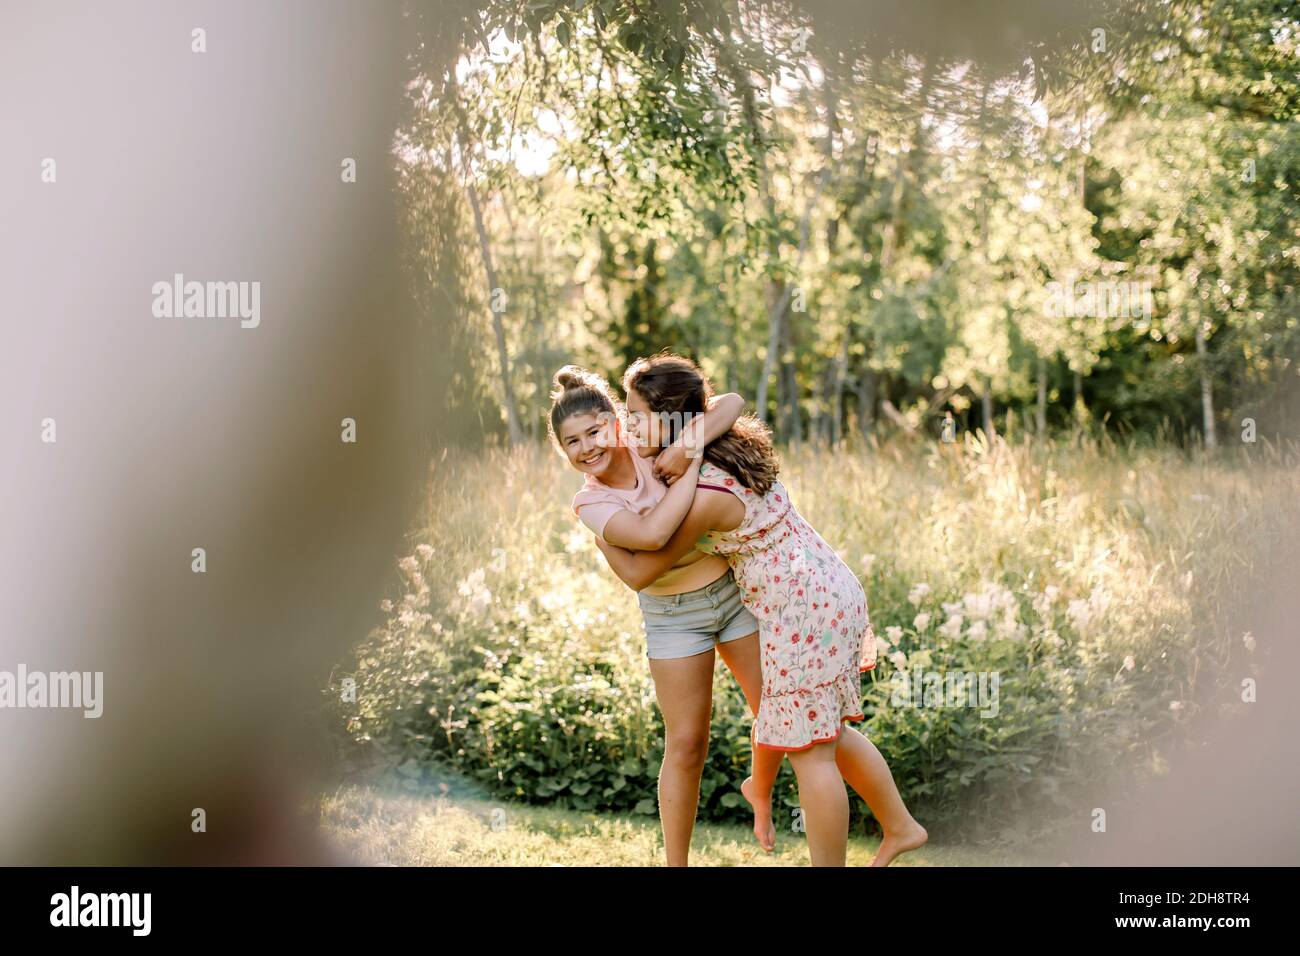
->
<box><xmin>557</xmin><ymin>411</ymin><xmax>621</xmax><ymax>478</ymax></box>
<box><xmin>623</xmin><ymin>386</ymin><xmax>666</xmax><ymax>458</ymax></box>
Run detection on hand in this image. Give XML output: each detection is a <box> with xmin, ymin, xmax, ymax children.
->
<box><xmin>654</xmin><ymin>443</ymin><xmax>701</xmax><ymax>485</ymax></box>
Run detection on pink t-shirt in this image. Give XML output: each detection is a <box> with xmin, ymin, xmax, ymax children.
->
<box><xmin>571</xmin><ymin>449</ymin><xmax>664</xmax><ymax>539</ymax></box>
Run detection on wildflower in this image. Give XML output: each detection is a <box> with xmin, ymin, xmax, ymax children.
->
<box><xmin>415</xmin><ymin>543</ymin><xmax>434</xmax><ymax>561</ymax></box>
<box><xmin>1034</xmin><ymin>586</ymin><xmax>1060</xmax><ymax>618</ymax></box>
<box><xmin>1067</xmin><ymin>598</ymin><xmax>1092</xmax><ymax>632</ymax></box>
<box><xmin>913</xmin><ymin>612</ymin><xmax>932</xmax><ymax>631</ymax></box>
<box><xmin>457</xmin><ymin>568</ymin><xmax>486</xmax><ymax>596</ymax></box>
<box><xmin>967</xmin><ymin>620</ymin><xmax>988</xmax><ymax>642</ymax></box>
<box><xmin>1169</xmin><ymin>700</ymin><xmax>1182</xmax><ymax>712</ymax></box>
<box><xmin>996</xmin><ymin>618</ymin><xmax>1027</xmax><ymax>642</ymax></box>
<box><xmin>907</xmin><ymin>582</ymin><xmax>932</xmax><ymax>606</ymax></box>
<box><xmin>888</xmin><ymin>651</ymin><xmax>907</xmax><ymax>670</ymax></box>
<box><xmin>378</xmin><ymin>598</ymin><xmax>394</xmax><ymax>613</ymax></box>
<box><xmin>938</xmin><ymin>615</ymin><xmax>964</xmax><ymax>640</ymax></box>
<box><xmin>1123</xmin><ymin>655</ymin><xmax>1135</xmax><ymax>671</ymax></box>
<box><xmin>1242</xmin><ymin>631</ymin><xmax>1256</xmax><ymax>653</ymax></box>
<box><xmin>962</xmin><ymin>589</ymin><xmax>993</xmax><ymax>621</ymax></box>
<box><xmin>885</xmin><ymin>626</ymin><xmax>903</xmax><ymax>645</ymax></box>
<box><xmin>490</xmin><ymin>548</ymin><xmax>508</xmax><ymax>573</ymax></box>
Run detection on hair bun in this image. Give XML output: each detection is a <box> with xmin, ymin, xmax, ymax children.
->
<box><xmin>553</xmin><ymin>365</ymin><xmax>591</xmax><ymax>393</ymax></box>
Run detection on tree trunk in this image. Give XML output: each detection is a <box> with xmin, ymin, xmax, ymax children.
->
<box><xmin>856</xmin><ymin>369</ymin><xmax>878</xmax><ymax>439</ymax></box>
<box><xmin>737</xmin><ymin>48</ymin><xmax>832</xmax><ymax>428</ymax></box>
<box><xmin>1036</xmin><ymin>356</ymin><xmax>1048</xmax><ymax>438</ymax></box>
<box><xmin>1196</xmin><ymin>317</ymin><xmax>1217</xmax><ymax>450</ymax></box>
<box><xmin>462</xmin><ymin>178</ymin><xmax>524</xmax><ymax>446</ymax></box>
<box><xmin>451</xmin><ymin>75</ymin><xmax>523</xmax><ymax>445</ymax></box>
<box><xmin>780</xmin><ymin>314</ymin><xmax>801</xmax><ymax>449</ymax></box>
<box><xmin>831</xmin><ymin>334</ymin><xmax>848</xmax><ymax>446</ymax></box>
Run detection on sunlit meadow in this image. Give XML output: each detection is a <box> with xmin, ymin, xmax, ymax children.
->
<box><xmin>324</xmin><ymin>433</ymin><xmax>1298</xmax><ymax>859</ymax></box>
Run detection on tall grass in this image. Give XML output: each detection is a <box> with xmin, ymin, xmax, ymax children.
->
<box><xmin>330</xmin><ymin>434</ymin><xmax>1299</xmax><ymax>843</ymax></box>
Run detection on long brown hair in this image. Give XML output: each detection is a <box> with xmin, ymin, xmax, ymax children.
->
<box><xmin>623</xmin><ymin>353</ymin><xmax>780</xmax><ymax>496</ymax></box>
<box><xmin>547</xmin><ymin>365</ymin><xmax>619</xmax><ymax>450</ymax></box>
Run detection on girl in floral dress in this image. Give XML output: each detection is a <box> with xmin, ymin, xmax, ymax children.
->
<box><xmin>594</xmin><ymin>354</ymin><xmax>927</xmax><ymax>866</ymax></box>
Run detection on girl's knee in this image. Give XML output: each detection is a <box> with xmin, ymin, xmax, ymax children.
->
<box><xmin>664</xmin><ymin>733</ymin><xmax>710</xmax><ymax>770</ymax></box>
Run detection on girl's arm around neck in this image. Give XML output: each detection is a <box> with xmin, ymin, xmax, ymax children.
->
<box><xmin>654</xmin><ymin>392</ymin><xmax>745</xmax><ymax>482</ymax></box>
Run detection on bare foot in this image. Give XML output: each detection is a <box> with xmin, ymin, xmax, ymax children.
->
<box><xmin>872</xmin><ymin>820</ymin><xmax>928</xmax><ymax>867</ymax></box>
<box><xmin>740</xmin><ymin>776</ymin><xmax>776</xmax><ymax>852</ymax></box>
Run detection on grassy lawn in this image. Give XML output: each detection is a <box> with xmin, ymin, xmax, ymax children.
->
<box><xmin>320</xmin><ymin>776</ymin><xmax>1033</xmax><ymax>867</ymax></box>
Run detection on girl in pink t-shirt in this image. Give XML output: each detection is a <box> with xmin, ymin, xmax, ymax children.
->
<box><xmin>549</xmin><ymin>364</ymin><xmax>762</xmax><ymax>867</ymax></box>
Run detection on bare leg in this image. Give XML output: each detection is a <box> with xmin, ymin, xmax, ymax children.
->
<box><xmin>787</xmin><ymin>739</ymin><xmax>848</xmax><ymax>866</ymax></box>
<box><xmin>740</xmin><ymin>726</ymin><xmax>783</xmax><ymax>851</ymax></box>
<box><xmin>715</xmin><ymin>633</ymin><xmax>761</xmax><ymax>713</ymax></box>
<box><xmin>717</xmin><ymin>635</ymin><xmax>779</xmax><ymax>849</ymax></box>
<box><xmin>837</xmin><ymin>726</ymin><xmax>928</xmax><ymax>866</ymax></box>
<box><xmin>647</xmin><ymin>650</ymin><xmax>717</xmax><ymax>867</ymax></box>
<box><xmin>718</xmin><ymin>638</ymin><xmax>926</xmax><ymax>863</ymax></box>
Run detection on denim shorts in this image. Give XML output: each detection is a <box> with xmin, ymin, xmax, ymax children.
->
<box><xmin>635</xmin><ymin>570</ymin><xmax>759</xmax><ymax>660</ymax></box>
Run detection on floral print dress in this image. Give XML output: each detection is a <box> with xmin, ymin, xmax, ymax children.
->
<box><xmin>696</xmin><ymin>461</ymin><xmax>878</xmax><ymax>751</ymax></box>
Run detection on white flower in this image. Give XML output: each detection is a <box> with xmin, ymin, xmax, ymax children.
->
<box><xmin>996</xmin><ymin>619</ymin><xmax>1027</xmax><ymax>642</ymax></box>
<box><xmin>941</xmin><ymin>600</ymin><xmax>963</xmax><ymax>617</ymax></box>
<box><xmin>967</xmin><ymin>620</ymin><xmax>988</xmax><ymax>642</ymax></box>
<box><xmin>490</xmin><ymin>548</ymin><xmax>508</xmax><ymax>573</ymax></box>
<box><xmin>1169</xmin><ymin>700</ymin><xmax>1182</xmax><ymax>712</ymax></box>
<box><xmin>907</xmin><ymin>583</ymin><xmax>932</xmax><ymax>606</ymax></box>
<box><xmin>1242</xmin><ymin>631</ymin><xmax>1256</xmax><ymax>653</ymax></box>
<box><xmin>415</xmin><ymin>543</ymin><xmax>434</xmax><ymax>561</ymax></box>
<box><xmin>1032</xmin><ymin>592</ymin><xmax>1054</xmax><ymax>619</ymax></box>
<box><xmin>888</xmin><ymin>650</ymin><xmax>908</xmax><ymax>670</ymax></box>
<box><xmin>378</xmin><ymin>598</ymin><xmax>394</xmax><ymax>613</ymax></box>
<box><xmin>885</xmin><ymin>626</ymin><xmax>903</xmax><ymax>645</ymax></box>
<box><xmin>913</xmin><ymin>612</ymin><xmax>932</xmax><ymax>631</ymax></box>
<box><xmin>565</xmin><ymin>528</ymin><xmax>588</xmax><ymax>554</ymax></box>
<box><xmin>1122</xmin><ymin>655</ymin><xmax>1135</xmax><ymax>671</ymax></box>
<box><xmin>457</xmin><ymin>568</ymin><xmax>486</xmax><ymax>597</ymax></box>
<box><xmin>1044</xmin><ymin>585</ymin><xmax>1060</xmax><ymax>603</ymax></box>
<box><xmin>938</xmin><ymin>615</ymin><xmax>964</xmax><ymax>640</ymax></box>
<box><xmin>962</xmin><ymin>591</ymin><xmax>995</xmax><ymax>622</ymax></box>
<box><xmin>875</xmin><ymin>635</ymin><xmax>892</xmax><ymax>657</ymax></box>
<box><xmin>398</xmin><ymin>556</ymin><xmax>420</xmax><ymax>579</ymax></box>
<box><xmin>471</xmin><ymin>594</ymin><xmax>491</xmax><ymax>618</ymax></box>
<box><xmin>1067</xmin><ymin>598</ymin><xmax>1092</xmax><ymax>632</ymax></box>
